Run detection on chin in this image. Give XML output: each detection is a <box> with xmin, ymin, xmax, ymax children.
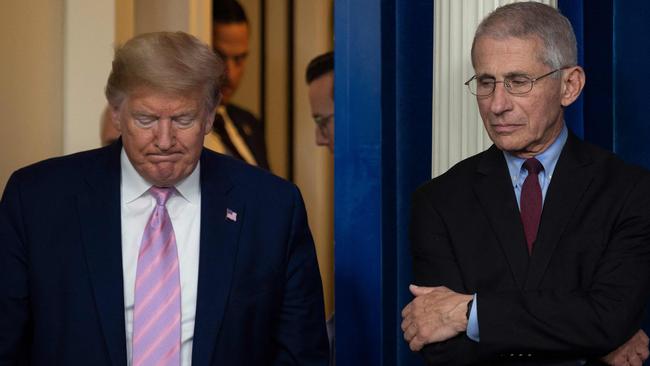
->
<box><xmin>492</xmin><ymin>134</ymin><xmax>523</xmax><ymax>149</ymax></box>
<box><xmin>144</xmin><ymin>168</ymin><xmax>181</xmax><ymax>186</ymax></box>
<box><xmin>152</xmin><ymin>176</ymin><xmax>182</xmax><ymax>187</ymax></box>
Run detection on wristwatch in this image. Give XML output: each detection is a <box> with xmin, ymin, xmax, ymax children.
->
<box><xmin>466</xmin><ymin>298</ymin><xmax>473</xmax><ymax>320</ymax></box>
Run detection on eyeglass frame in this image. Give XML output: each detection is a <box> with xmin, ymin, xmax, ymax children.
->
<box><xmin>313</xmin><ymin>113</ymin><xmax>334</xmax><ymax>137</ymax></box>
<box><xmin>464</xmin><ymin>66</ymin><xmax>572</xmax><ymax>97</ymax></box>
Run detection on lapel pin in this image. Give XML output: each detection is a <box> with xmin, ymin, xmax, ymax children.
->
<box><xmin>226</xmin><ymin>208</ymin><xmax>238</xmax><ymax>222</ymax></box>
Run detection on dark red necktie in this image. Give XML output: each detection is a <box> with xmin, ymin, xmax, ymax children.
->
<box><xmin>520</xmin><ymin>158</ymin><xmax>543</xmax><ymax>254</ymax></box>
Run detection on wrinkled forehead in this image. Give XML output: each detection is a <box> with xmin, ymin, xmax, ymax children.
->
<box><xmin>471</xmin><ymin>35</ymin><xmax>546</xmax><ymax>72</ymax></box>
<box><xmin>117</xmin><ymin>84</ymin><xmax>212</xmax><ymax>111</ymax></box>
<box><xmin>119</xmin><ymin>86</ymin><xmax>206</xmax><ymax>112</ymax></box>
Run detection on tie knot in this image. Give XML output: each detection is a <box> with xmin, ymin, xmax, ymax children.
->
<box><xmin>149</xmin><ymin>186</ymin><xmax>174</xmax><ymax>206</ymax></box>
<box><xmin>523</xmin><ymin>158</ymin><xmax>543</xmax><ymax>175</ymax></box>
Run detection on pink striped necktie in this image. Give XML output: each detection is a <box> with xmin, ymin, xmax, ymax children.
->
<box><xmin>133</xmin><ymin>187</ymin><xmax>181</xmax><ymax>366</ymax></box>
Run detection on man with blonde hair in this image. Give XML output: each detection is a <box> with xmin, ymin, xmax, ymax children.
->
<box><xmin>0</xmin><ymin>31</ymin><xmax>328</xmax><ymax>365</ymax></box>
<box><xmin>402</xmin><ymin>2</ymin><xmax>650</xmax><ymax>365</ymax></box>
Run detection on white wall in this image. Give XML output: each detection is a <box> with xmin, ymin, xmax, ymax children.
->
<box><xmin>0</xmin><ymin>1</ymin><xmax>65</xmax><ymax>191</ymax></box>
<box><xmin>63</xmin><ymin>0</ymin><xmax>115</xmax><ymax>154</ymax></box>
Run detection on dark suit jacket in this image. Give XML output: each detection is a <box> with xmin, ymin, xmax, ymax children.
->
<box><xmin>0</xmin><ymin>141</ymin><xmax>328</xmax><ymax>365</ymax></box>
<box><xmin>212</xmin><ymin>103</ymin><xmax>270</xmax><ymax>170</ymax></box>
<box><xmin>410</xmin><ymin>133</ymin><xmax>650</xmax><ymax>365</ymax></box>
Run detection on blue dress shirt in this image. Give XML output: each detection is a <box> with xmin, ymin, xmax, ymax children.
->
<box><xmin>466</xmin><ymin>125</ymin><xmax>569</xmax><ymax>342</ymax></box>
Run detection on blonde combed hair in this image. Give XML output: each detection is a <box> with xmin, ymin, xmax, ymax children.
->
<box><xmin>105</xmin><ymin>31</ymin><xmax>224</xmax><ymax>111</ymax></box>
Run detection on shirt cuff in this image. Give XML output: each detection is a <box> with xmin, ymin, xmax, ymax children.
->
<box><xmin>466</xmin><ymin>294</ymin><xmax>479</xmax><ymax>342</ymax></box>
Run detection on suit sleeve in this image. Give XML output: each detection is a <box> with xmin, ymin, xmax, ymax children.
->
<box><xmin>0</xmin><ymin>173</ymin><xmax>32</xmax><ymax>365</ymax></box>
<box><xmin>411</xmin><ymin>172</ymin><xmax>650</xmax><ymax>363</ymax></box>
<box><xmin>410</xmin><ymin>187</ymin><xmax>482</xmax><ymax>365</ymax></box>
<box><xmin>476</xmin><ymin>172</ymin><xmax>650</xmax><ymax>358</ymax></box>
<box><xmin>272</xmin><ymin>185</ymin><xmax>329</xmax><ymax>366</ymax></box>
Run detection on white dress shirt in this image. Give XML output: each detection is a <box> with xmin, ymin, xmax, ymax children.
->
<box><xmin>120</xmin><ymin>149</ymin><xmax>201</xmax><ymax>366</ymax></box>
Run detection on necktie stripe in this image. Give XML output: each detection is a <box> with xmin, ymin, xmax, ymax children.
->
<box><xmin>133</xmin><ymin>285</ymin><xmax>181</xmax><ymax>345</ymax></box>
<box><xmin>135</xmin><ymin>234</ymin><xmax>177</xmax><ymax>289</ymax></box>
<box><xmin>138</xmin><ymin>214</ymin><xmax>171</xmax><ymax>258</ymax></box>
<box><xmin>133</xmin><ymin>187</ymin><xmax>181</xmax><ymax>366</ymax></box>
<box><xmin>163</xmin><ymin>342</ymin><xmax>182</xmax><ymax>361</ymax></box>
<box><xmin>133</xmin><ymin>306</ymin><xmax>180</xmax><ymax>358</ymax></box>
<box><xmin>133</xmin><ymin>259</ymin><xmax>179</xmax><ymax>319</ymax></box>
<box><xmin>134</xmin><ymin>312</ymin><xmax>181</xmax><ymax>366</ymax></box>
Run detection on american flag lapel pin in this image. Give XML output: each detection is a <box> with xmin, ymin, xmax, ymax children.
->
<box><xmin>226</xmin><ymin>208</ymin><xmax>238</xmax><ymax>222</ymax></box>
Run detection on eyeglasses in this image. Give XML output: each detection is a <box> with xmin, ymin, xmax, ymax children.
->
<box><xmin>313</xmin><ymin>113</ymin><xmax>334</xmax><ymax>136</ymax></box>
<box><xmin>464</xmin><ymin>67</ymin><xmax>571</xmax><ymax>97</ymax></box>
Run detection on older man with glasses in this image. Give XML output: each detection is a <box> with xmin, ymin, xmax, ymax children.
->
<box><xmin>401</xmin><ymin>2</ymin><xmax>650</xmax><ymax>365</ymax></box>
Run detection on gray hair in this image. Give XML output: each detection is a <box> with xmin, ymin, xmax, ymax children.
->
<box><xmin>471</xmin><ymin>2</ymin><xmax>577</xmax><ymax>73</ymax></box>
<box><xmin>105</xmin><ymin>31</ymin><xmax>224</xmax><ymax>112</ymax></box>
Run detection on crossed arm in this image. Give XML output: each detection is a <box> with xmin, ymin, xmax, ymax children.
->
<box><xmin>402</xmin><ymin>185</ymin><xmax>650</xmax><ymax>365</ymax></box>
<box><xmin>401</xmin><ymin>285</ymin><xmax>649</xmax><ymax>365</ymax></box>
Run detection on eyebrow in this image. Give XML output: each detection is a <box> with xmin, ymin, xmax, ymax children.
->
<box><xmin>213</xmin><ymin>48</ymin><xmax>248</xmax><ymax>59</ymax></box>
<box><xmin>172</xmin><ymin>110</ymin><xmax>198</xmax><ymax>118</ymax></box>
<box><xmin>503</xmin><ymin>71</ymin><xmax>531</xmax><ymax>78</ymax></box>
<box><xmin>476</xmin><ymin>70</ymin><xmax>531</xmax><ymax>79</ymax></box>
<box><xmin>131</xmin><ymin>109</ymin><xmax>199</xmax><ymax>119</ymax></box>
<box><xmin>131</xmin><ymin>111</ymin><xmax>157</xmax><ymax>118</ymax></box>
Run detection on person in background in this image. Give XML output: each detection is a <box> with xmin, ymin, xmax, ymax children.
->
<box><xmin>306</xmin><ymin>51</ymin><xmax>334</xmax><ymax>153</ymax></box>
<box><xmin>0</xmin><ymin>31</ymin><xmax>328</xmax><ymax>365</ymax></box>
<box><xmin>401</xmin><ymin>2</ymin><xmax>650</xmax><ymax>365</ymax></box>
<box><xmin>100</xmin><ymin>106</ymin><xmax>121</xmax><ymax>145</ymax></box>
<box><xmin>205</xmin><ymin>0</ymin><xmax>270</xmax><ymax>170</ymax></box>
<box><xmin>306</xmin><ymin>51</ymin><xmax>335</xmax><ymax>365</ymax></box>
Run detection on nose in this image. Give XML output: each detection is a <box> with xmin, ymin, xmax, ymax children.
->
<box><xmin>224</xmin><ymin>59</ymin><xmax>236</xmax><ymax>84</ymax></box>
<box><xmin>315</xmin><ymin>127</ymin><xmax>329</xmax><ymax>147</ymax></box>
<box><xmin>489</xmin><ymin>82</ymin><xmax>513</xmax><ymax>115</ymax></box>
<box><xmin>155</xmin><ymin>119</ymin><xmax>175</xmax><ymax>151</ymax></box>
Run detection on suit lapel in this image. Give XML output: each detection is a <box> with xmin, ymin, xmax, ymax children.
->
<box><xmin>76</xmin><ymin>142</ymin><xmax>127</xmax><ymax>366</ymax></box>
<box><xmin>473</xmin><ymin>145</ymin><xmax>530</xmax><ymax>288</ymax></box>
<box><xmin>525</xmin><ymin>134</ymin><xmax>595</xmax><ymax>289</ymax></box>
<box><xmin>191</xmin><ymin>152</ymin><xmax>244</xmax><ymax>366</ymax></box>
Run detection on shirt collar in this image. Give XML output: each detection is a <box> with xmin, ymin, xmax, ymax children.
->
<box><xmin>120</xmin><ymin>148</ymin><xmax>201</xmax><ymax>205</ymax></box>
<box><xmin>503</xmin><ymin>124</ymin><xmax>568</xmax><ymax>183</ymax></box>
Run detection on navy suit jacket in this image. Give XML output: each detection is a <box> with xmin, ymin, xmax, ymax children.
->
<box><xmin>0</xmin><ymin>141</ymin><xmax>328</xmax><ymax>365</ymax></box>
<box><xmin>411</xmin><ymin>133</ymin><xmax>650</xmax><ymax>365</ymax></box>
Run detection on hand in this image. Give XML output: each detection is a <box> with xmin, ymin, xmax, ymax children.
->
<box><xmin>401</xmin><ymin>284</ymin><xmax>473</xmax><ymax>351</ymax></box>
<box><xmin>601</xmin><ymin>329</ymin><xmax>649</xmax><ymax>366</ymax></box>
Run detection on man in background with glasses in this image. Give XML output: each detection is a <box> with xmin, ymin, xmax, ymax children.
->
<box><xmin>306</xmin><ymin>51</ymin><xmax>335</xmax><ymax>365</ymax></box>
<box><xmin>402</xmin><ymin>2</ymin><xmax>650</xmax><ymax>365</ymax></box>
<box><xmin>306</xmin><ymin>52</ymin><xmax>334</xmax><ymax>153</ymax></box>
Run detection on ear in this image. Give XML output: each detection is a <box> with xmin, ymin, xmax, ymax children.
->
<box><xmin>203</xmin><ymin>94</ymin><xmax>222</xmax><ymax>135</ymax></box>
<box><xmin>560</xmin><ymin>66</ymin><xmax>585</xmax><ymax>107</ymax></box>
<box><xmin>110</xmin><ymin>103</ymin><xmax>122</xmax><ymax>132</ymax></box>
<box><xmin>203</xmin><ymin>105</ymin><xmax>219</xmax><ymax>135</ymax></box>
